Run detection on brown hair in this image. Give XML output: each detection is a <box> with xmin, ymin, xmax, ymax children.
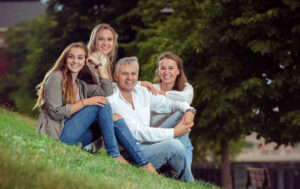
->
<box><xmin>87</xmin><ymin>23</ymin><xmax>118</xmax><ymax>79</ymax></box>
<box><xmin>34</xmin><ymin>42</ymin><xmax>88</xmax><ymax>109</ymax></box>
<box><xmin>154</xmin><ymin>52</ymin><xmax>187</xmax><ymax>91</ymax></box>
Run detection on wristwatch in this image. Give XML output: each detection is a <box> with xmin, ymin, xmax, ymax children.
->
<box><xmin>94</xmin><ymin>63</ymin><xmax>103</xmax><ymax>69</ymax></box>
<box><xmin>186</xmin><ymin>108</ymin><xmax>196</xmax><ymax>114</ymax></box>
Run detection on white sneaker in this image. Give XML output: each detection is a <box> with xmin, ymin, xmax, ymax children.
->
<box><xmin>83</xmin><ymin>138</ymin><xmax>103</xmax><ymax>153</ymax></box>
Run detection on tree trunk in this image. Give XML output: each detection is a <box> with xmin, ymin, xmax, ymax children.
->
<box><xmin>221</xmin><ymin>140</ymin><xmax>233</xmax><ymax>189</ymax></box>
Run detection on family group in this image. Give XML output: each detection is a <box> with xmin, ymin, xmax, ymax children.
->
<box><xmin>34</xmin><ymin>23</ymin><xmax>196</xmax><ymax>183</ymax></box>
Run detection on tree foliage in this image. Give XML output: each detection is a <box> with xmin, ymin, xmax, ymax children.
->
<box><xmin>2</xmin><ymin>15</ymin><xmax>58</xmax><ymax>115</ymax></box>
<box><xmin>132</xmin><ymin>0</ymin><xmax>300</xmax><ymax>147</ymax></box>
<box><xmin>130</xmin><ymin>1</ymin><xmax>299</xmax><ymax>186</ymax></box>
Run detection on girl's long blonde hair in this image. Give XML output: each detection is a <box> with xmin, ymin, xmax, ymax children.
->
<box><xmin>154</xmin><ymin>52</ymin><xmax>187</xmax><ymax>91</ymax></box>
<box><xmin>87</xmin><ymin>23</ymin><xmax>118</xmax><ymax>80</ymax></box>
<box><xmin>33</xmin><ymin>42</ymin><xmax>88</xmax><ymax>109</ymax></box>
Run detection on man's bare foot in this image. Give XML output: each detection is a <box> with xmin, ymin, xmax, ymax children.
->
<box><xmin>112</xmin><ymin>155</ymin><xmax>129</xmax><ymax>164</ymax></box>
<box><xmin>141</xmin><ymin>163</ymin><xmax>159</xmax><ymax>175</ymax></box>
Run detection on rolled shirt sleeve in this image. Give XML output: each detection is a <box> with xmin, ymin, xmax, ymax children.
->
<box><xmin>149</xmin><ymin>90</ymin><xmax>191</xmax><ymax>114</ymax></box>
<box><xmin>115</xmin><ymin>106</ymin><xmax>174</xmax><ymax>143</ymax></box>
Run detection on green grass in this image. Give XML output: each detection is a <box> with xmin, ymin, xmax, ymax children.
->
<box><xmin>0</xmin><ymin>108</ymin><xmax>218</xmax><ymax>189</ymax></box>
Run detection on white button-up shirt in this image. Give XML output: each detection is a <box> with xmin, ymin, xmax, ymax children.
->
<box><xmin>107</xmin><ymin>85</ymin><xmax>192</xmax><ymax>143</ymax></box>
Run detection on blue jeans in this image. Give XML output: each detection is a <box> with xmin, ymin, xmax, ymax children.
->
<box><xmin>59</xmin><ymin>105</ymin><xmax>149</xmax><ymax>167</ymax></box>
<box><xmin>139</xmin><ymin>139</ymin><xmax>194</xmax><ymax>183</ymax></box>
<box><xmin>159</xmin><ymin>111</ymin><xmax>194</xmax><ymax>169</ymax></box>
<box><xmin>138</xmin><ymin>111</ymin><xmax>194</xmax><ymax>183</ymax></box>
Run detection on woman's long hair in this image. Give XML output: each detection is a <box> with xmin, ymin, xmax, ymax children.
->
<box><xmin>33</xmin><ymin>42</ymin><xmax>88</xmax><ymax>109</ymax></box>
<box><xmin>154</xmin><ymin>52</ymin><xmax>187</xmax><ymax>91</ymax></box>
<box><xmin>87</xmin><ymin>23</ymin><xmax>118</xmax><ymax>80</ymax></box>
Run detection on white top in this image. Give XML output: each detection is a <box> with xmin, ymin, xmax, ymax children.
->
<box><xmin>156</xmin><ymin>82</ymin><xmax>194</xmax><ymax>104</ymax></box>
<box><xmin>107</xmin><ymin>85</ymin><xmax>192</xmax><ymax>143</ymax></box>
<box><xmin>150</xmin><ymin>82</ymin><xmax>194</xmax><ymax>127</ymax></box>
<box><xmin>75</xmin><ymin>89</ymin><xmax>80</xmax><ymax>102</ymax></box>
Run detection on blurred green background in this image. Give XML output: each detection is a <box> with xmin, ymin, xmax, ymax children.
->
<box><xmin>0</xmin><ymin>0</ymin><xmax>299</xmax><ymax>188</ymax></box>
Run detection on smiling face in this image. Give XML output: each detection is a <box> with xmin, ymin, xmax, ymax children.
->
<box><xmin>158</xmin><ymin>58</ymin><xmax>180</xmax><ymax>86</ymax></box>
<box><xmin>66</xmin><ymin>47</ymin><xmax>86</xmax><ymax>73</ymax></box>
<box><xmin>114</xmin><ymin>64</ymin><xmax>139</xmax><ymax>93</ymax></box>
<box><xmin>96</xmin><ymin>29</ymin><xmax>114</xmax><ymax>56</ymax></box>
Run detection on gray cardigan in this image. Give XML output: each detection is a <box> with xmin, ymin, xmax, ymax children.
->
<box><xmin>36</xmin><ymin>71</ymin><xmax>113</xmax><ymax>140</ymax></box>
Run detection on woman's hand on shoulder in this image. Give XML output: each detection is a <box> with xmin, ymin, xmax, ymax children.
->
<box><xmin>84</xmin><ymin>96</ymin><xmax>108</xmax><ymax>107</ymax></box>
<box><xmin>157</xmin><ymin>90</ymin><xmax>166</xmax><ymax>96</ymax></box>
<box><xmin>141</xmin><ymin>81</ymin><xmax>158</xmax><ymax>95</ymax></box>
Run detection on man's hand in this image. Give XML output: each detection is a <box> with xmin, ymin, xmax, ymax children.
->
<box><xmin>174</xmin><ymin>120</ymin><xmax>194</xmax><ymax>137</ymax></box>
<box><xmin>182</xmin><ymin>111</ymin><xmax>195</xmax><ymax>125</ymax></box>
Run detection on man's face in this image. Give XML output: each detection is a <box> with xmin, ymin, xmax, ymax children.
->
<box><xmin>114</xmin><ymin>64</ymin><xmax>139</xmax><ymax>93</ymax></box>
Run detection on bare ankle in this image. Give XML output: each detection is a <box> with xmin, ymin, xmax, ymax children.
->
<box><xmin>112</xmin><ymin>155</ymin><xmax>129</xmax><ymax>164</ymax></box>
<box><xmin>141</xmin><ymin>163</ymin><xmax>159</xmax><ymax>175</ymax></box>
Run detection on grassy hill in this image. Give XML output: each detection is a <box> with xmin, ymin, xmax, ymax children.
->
<box><xmin>0</xmin><ymin>108</ymin><xmax>217</xmax><ymax>189</ymax></box>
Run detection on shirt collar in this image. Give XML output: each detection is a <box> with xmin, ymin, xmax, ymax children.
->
<box><xmin>114</xmin><ymin>84</ymin><xmax>138</xmax><ymax>103</ymax></box>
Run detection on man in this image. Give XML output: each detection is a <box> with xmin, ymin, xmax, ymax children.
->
<box><xmin>107</xmin><ymin>57</ymin><xmax>196</xmax><ymax>182</ymax></box>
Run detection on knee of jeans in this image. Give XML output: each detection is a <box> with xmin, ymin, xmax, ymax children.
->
<box><xmin>168</xmin><ymin>139</ymin><xmax>185</xmax><ymax>155</ymax></box>
<box><xmin>186</xmin><ymin>142</ymin><xmax>194</xmax><ymax>150</ymax></box>
<box><xmin>102</xmin><ymin>103</ymin><xmax>111</xmax><ymax>109</ymax></box>
<box><xmin>113</xmin><ymin>113</ymin><xmax>122</xmax><ymax>121</ymax></box>
<box><xmin>85</xmin><ymin>105</ymin><xmax>98</xmax><ymax>111</ymax></box>
<box><xmin>96</xmin><ymin>103</ymin><xmax>112</xmax><ymax>112</ymax></box>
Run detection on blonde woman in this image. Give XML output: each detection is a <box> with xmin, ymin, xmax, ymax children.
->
<box><xmin>80</xmin><ymin>23</ymin><xmax>118</xmax><ymax>84</ymax></box>
<box><xmin>79</xmin><ymin>23</ymin><xmax>118</xmax><ymax>152</ymax></box>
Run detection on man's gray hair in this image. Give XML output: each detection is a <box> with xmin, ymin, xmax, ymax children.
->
<box><xmin>115</xmin><ymin>56</ymin><xmax>139</xmax><ymax>74</ymax></box>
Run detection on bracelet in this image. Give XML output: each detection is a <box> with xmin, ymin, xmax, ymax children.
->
<box><xmin>94</xmin><ymin>63</ymin><xmax>103</xmax><ymax>69</ymax></box>
<box><xmin>186</xmin><ymin>108</ymin><xmax>196</xmax><ymax>114</ymax></box>
<box><xmin>81</xmin><ymin>100</ymin><xmax>85</xmax><ymax>107</ymax></box>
